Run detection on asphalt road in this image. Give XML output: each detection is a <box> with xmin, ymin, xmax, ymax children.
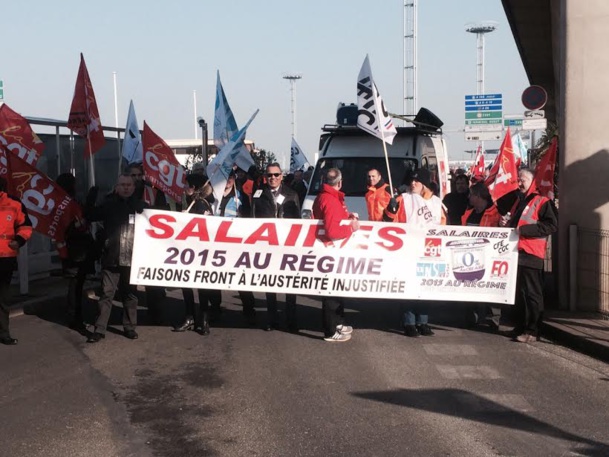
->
<box><xmin>1</xmin><ymin>290</ymin><xmax>609</xmax><ymax>457</ymax></box>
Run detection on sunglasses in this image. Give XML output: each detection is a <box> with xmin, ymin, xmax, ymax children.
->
<box><xmin>266</xmin><ymin>173</ymin><xmax>281</xmax><ymax>178</ymax></box>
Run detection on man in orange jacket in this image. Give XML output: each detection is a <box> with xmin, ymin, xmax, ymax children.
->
<box><xmin>0</xmin><ymin>177</ymin><xmax>33</xmax><ymax>345</ymax></box>
<box><xmin>365</xmin><ymin>168</ymin><xmax>391</xmax><ymax>221</ymax></box>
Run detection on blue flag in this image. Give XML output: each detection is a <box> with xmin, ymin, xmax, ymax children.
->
<box><xmin>122</xmin><ymin>100</ymin><xmax>142</xmax><ymax>164</ymax></box>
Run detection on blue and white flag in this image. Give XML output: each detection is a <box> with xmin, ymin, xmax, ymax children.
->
<box><xmin>511</xmin><ymin>132</ymin><xmax>527</xmax><ymax>166</ymax></box>
<box><xmin>213</xmin><ymin>71</ymin><xmax>255</xmax><ymax>171</ymax></box>
<box><xmin>122</xmin><ymin>100</ymin><xmax>142</xmax><ymax>164</ymax></box>
<box><xmin>289</xmin><ymin>137</ymin><xmax>308</xmax><ymax>173</ymax></box>
<box><xmin>209</xmin><ymin>109</ymin><xmax>259</xmax><ymax>204</ymax></box>
<box><xmin>356</xmin><ymin>55</ymin><xmax>397</xmax><ymax>145</ymax></box>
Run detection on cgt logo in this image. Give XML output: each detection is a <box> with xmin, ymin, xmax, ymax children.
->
<box><xmin>491</xmin><ymin>260</ymin><xmax>509</xmax><ymax>278</ymax></box>
<box><xmin>424</xmin><ymin>238</ymin><xmax>442</xmax><ymax>257</ymax></box>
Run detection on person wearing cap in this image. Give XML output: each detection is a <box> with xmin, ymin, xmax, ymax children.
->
<box><xmin>252</xmin><ymin>163</ymin><xmax>301</xmax><ymax>332</ymax></box>
<box><xmin>365</xmin><ymin>168</ymin><xmax>392</xmax><ymax>222</ymax></box>
<box><xmin>384</xmin><ymin>168</ymin><xmax>446</xmax><ymax>338</ymax></box>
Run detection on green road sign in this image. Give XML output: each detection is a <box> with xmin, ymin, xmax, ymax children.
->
<box><xmin>465</xmin><ymin>119</ymin><xmax>502</xmax><ymax>125</ymax></box>
<box><xmin>465</xmin><ymin>111</ymin><xmax>502</xmax><ymax>120</ymax></box>
<box><xmin>504</xmin><ymin>119</ymin><xmax>523</xmax><ymax>126</ymax></box>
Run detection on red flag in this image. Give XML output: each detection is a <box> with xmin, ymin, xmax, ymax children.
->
<box><xmin>67</xmin><ymin>53</ymin><xmax>105</xmax><ymax>158</ymax></box>
<box><xmin>0</xmin><ymin>147</ymin><xmax>82</xmax><ymax>243</ymax></box>
<box><xmin>469</xmin><ymin>144</ymin><xmax>485</xmax><ymax>182</ymax></box>
<box><xmin>533</xmin><ymin>137</ymin><xmax>557</xmax><ymax>199</ymax></box>
<box><xmin>0</xmin><ymin>103</ymin><xmax>45</xmax><ymax>167</ymax></box>
<box><xmin>485</xmin><ymin>128</ymin><xmax>519</xmax><ymax>201</ymax></box>
<box><xmin>142</xmin><ymin>122</ymin><xmax>185</xmax><ymax>201</ymax></box>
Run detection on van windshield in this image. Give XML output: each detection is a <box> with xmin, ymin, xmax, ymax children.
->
<box><xmin>308</xmin><ymin>158</ymin><xmax>417</xmax><ymax>196</ymax></box>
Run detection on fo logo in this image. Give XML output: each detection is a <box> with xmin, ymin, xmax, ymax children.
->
<box><xmin>491</xmin><ymin>260</ymin><xmax>509</xmax><ymax>278</ymax></box>
<box><xmin>424</xmin><ymin>238</ymin><xmax>442</xmax><ymax>257</ymax></box>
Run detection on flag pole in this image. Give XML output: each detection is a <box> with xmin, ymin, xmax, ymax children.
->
<box><xmin>375</xmin><ymin>95</ymin><xmax>394</xmax><ymax>194</ymax></box>
<box><xmin>88</xmin><ymin>136</ymin><xmax>96</xmax><ymax>186</ymax></box>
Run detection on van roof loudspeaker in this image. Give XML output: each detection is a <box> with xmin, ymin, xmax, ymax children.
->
<box><xmin>413</xmin><ymin>108</ymin><xmax>443</xmax><ymax>132</ymax></box>
<box><xmin>336</xmin><ymin>102</ymin><xmax>358</xmax><ymax>126</ymax></box>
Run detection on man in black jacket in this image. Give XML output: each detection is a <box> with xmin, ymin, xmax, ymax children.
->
<box><xmin>252</xmin><ymin>163</ymin><xmax>301</xmax><ymax>332</ymax></box>
<box><xmin>85</xmin><ymin>173</ymin><xmax>147</xmax><ymax>343</ymax></box>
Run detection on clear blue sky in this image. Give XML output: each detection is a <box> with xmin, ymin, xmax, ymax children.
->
<box><xmin>3</xmin><ymin>0</ymin><xmax>528</xmax><ymax>167</ymax></box>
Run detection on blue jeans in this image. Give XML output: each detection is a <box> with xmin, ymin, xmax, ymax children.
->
<box><xmin>403</xmin><ymin>301</ymin><xmax>429</xmax><ymax>326</ymax></box>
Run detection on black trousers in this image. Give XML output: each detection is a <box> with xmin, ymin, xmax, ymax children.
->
<box><xmin>63</xmin><ymin>261</ymin><xmax>88</xmax><ymax>325</ymax></box>
<box><xmin>181</xmin><ymin>288</ymin><xmax>221</xmax><ymax>326</ymax></box>
<box><xmin>95</xmin><ymin>267</ymin><xmax>138</xmax><ymax>334</ymax></box>
<box><xmin>322</xmin><ymin>297</ymin><xmax>345</xmax><ymax>337</ymax></box>
<box><xmin>266</xmin><ymin>293</ymin><xmax>297</xmax><ymax>326</ymax></box>
<box><xmin>515</xmin><ymin>265</ymin><xmax>544</xmax><ymax>334</ymax></box>
<box><xmin>239</xmin><ymin>291</ymin><xmax>256</xmax><ymax>316</ymax></box>
<box><xmin>0</xmin><ymin>264</ymin><xmax>15</xmax><ymax>338</ymax></box>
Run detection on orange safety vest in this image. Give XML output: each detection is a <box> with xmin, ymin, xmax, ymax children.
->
<box><xmin>365</xmin><ymin>183</ymin><xmax>391</xmax><ymax>221</ymax></box>
<box><xmin>461</xmin><ymin>205</ymin><xmax>501</xmax><ymax>227</ymax></box>
<box><xmin>516</xmin><ymin>194</ymin><xmax>549</xmax><ymax>259</ymax></box>
<box><xmin>0</xmin><ymin>192</ymin><xmax>33</xmax><ymax>258</ymax></box>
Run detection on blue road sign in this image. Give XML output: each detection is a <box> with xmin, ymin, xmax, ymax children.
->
<box><xmin>465</xmin><ymin>105</ymin><xmax>502</xmax><ymax>112</ymax></box>
<box><xmin>465</xmin><ymin>94</ymin><xmax>502</xmax><ymax>100</ymax></box>
<box><xmin>465</xmin><ymin>99</ymin><xmax>503</xmax><ymax>106</ymax></box>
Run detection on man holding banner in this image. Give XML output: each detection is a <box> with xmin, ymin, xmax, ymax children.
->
<box><xmin>313</xmin><ymin>168</ymin><xmax>359</xmax><ymax>342</ymax></box>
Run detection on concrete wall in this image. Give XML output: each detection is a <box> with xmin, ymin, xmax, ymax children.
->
<box><xmin>558</xmin><ymin>0</ymin><xmax>609</xmax><ymax>311</ymax></box>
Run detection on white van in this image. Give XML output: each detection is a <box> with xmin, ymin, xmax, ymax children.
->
<box><xmin>301</xmin><ymin>108</ymin><xmax>450</xmax><ymax>219</ymax></box>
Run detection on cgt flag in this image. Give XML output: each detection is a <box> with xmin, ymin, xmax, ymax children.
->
<box><xmin>208</xmin><ymin>110</ymin><xmax>259</xmax><ymax>204</ymax></box>
<box><xmin>533</xmin><ymin>136</ymin><xmax>557</xmax><ymax>199</ymax></box>
<box><xmin>67</xmin><ymin>53</ymin><xmax>105</xmax><ymax>158</ymax></box>
<box><xmin>356</xmin><ymin>55</ymin><xmax>397</xmax><ymax>145</ymax></box>
<box><xmin>0</xmin><ymin>103</ymin><xmax>45</xmax><ymax>167</ymax></box>
<box><xmin>469</xmin><ymin>144</ymin><xmax>485</xmax><ymax>182</ymax></box>
<box><xmin>0</xmin><ymin>146</ymin><xmax>81</xmax><ymax>243</ymax></box>
<box><xmin>289</xmin><ymin>137</ymin><xmax>308</xmax><ymax>173</ymax></box>
<box><xmin>486</xmin><ymin>128</ymin><xmax>519</xmax><ymax>201</ymax></box>
<box><xmin>142</xmin><ymin>122</ymin><xmax>186</xmax><ymax>201</ymax></box>
<box><xmin>122</xmin><ymin>100</ymin><xmax>143</xmax><ymax>164</ymax></box>
<box><xmin>213</xmin><ymin>71</ymin><xmax>255</xmax><ymax>172</ymax></box>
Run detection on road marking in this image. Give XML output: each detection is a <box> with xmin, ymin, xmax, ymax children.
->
<box><xmin>436</xmin><ymin>365</ymin><xmax>502</xmax><ymax>380</ymax></box>
<box><xmin>423</xmin><ymin>344</ymin><xmax>478</xmax><ymax>356</ymax></box>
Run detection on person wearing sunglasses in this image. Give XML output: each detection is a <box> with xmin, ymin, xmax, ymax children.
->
<box><xmin>252</xmin><ymin>163</ymin><xmax>301</xmax><ymax>332</ymax></box>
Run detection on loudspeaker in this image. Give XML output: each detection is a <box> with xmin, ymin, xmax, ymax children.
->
<box><xmin>336</xmin><ymin>103</ymin><xmax>358</xmax><ymax>126</ymax></box>
<box><xmin>413</xmin><ymin>107</ymin><xmax>443</xmax><ymax>131</ymax></box>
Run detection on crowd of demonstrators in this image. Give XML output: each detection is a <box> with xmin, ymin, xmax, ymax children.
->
<box><xmin>252</xmin><ymin>162</ymin><xmax>301</xmax><ymax>332</ymax></box>
<box><xmin>312</xmin><ymin>168</ymin><xmax>359</xmax><ymax>342</ymax></box>
<box><xmin>0</xmin><ymin>177</ymin><xmax>32</xmax><ymax>346</ymax></box>
<box><xmin>500</xmin><ymin>168</ymin><xmax>557</xmax><ymax>343</ymax></box>
<box><xmin>462</xmin><ymin>182</ymin><xmax>502</xmax><ymax>331</ymax></box>
<box><xmin>173</xmin><ymin>174</ymin><xmax>218</xmax><ymax>336</ymax></box>
<box><xmin>365</xmin><ymin>168</ymin><xmax>392</xmax><ymax>222</ymax></box>
<box><xmin>384</xmin><ymin>168</ymin><xmax>446</xmax><ymax>338</ymax></box>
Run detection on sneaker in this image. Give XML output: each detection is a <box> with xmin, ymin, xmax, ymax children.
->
<box><xmin>403</xmin><ymin>325</ymin><xmax>420</xmax><ymax>338</ymax></box>
<box><xmin>324</xmin><ymin>331</ymin><xmax>352</xmax><ymax>342</ymax></box>
<box><xmin>336</xmin><ymin>324</ymin><xmax>353</xmax><ymax>335</ymax></box>
<box><xmin>417</xmin><ymin>324</ymin><xmax>435</xmax><ymax>336</ymax></box>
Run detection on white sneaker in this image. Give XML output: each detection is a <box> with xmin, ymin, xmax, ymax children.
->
<box><xmin>324</xmin><ymin>331</ymin><xmax>352</xmax><ymax>342</ymax></box>
<box><xmin>336</xmin><ymin>324</ymin><xmax>353</xmax><ymax>335</ymax></box>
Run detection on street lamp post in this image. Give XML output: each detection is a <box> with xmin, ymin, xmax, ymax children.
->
<box><xmin>198</xmin><ymin>117</ymin><xmax>208</xmax><ymax>167</ymax></box>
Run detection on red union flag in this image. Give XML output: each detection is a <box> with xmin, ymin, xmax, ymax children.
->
<box><xmin>0</xmin><ymin>148</ymin><xmax>81</xmax><ymax>242</ymax></box>
<box><xmin>485</xmin><ymin>128</ymin><xmax>519</xmax><ymax>201</ymax></box>
<box><xmin>533</xmin><ymin>136</ymin><xmax>557</xmax><ymax>199</ymax></box>
<box><xmin>142</xmin><ymin>122</ymin><xmax>185</xmax><ymax>201</ymax></box>
<box><xmin>469</xmin><ymin>144</ymin><xmax>485</xmax><ymax>182</ymax></box>
<box><xmin>0</xmin><ymin>103</ymin><xmax>45</xmax><ymax>167</ymax></box>
<box><xmin>67</xmin><ymin>53</ymin><xmax>105</xmax><ymax>158</ymax></box>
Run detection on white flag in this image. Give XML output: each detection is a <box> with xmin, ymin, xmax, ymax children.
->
<box><xmin>356</xmin><ymin>55</ymin><xmax>397</xmax><ymax>145</ymax></box>
<box><xmin>213</xmin><ymin>71</ymin><xmax>255</xmax><ymax>172</ymax></box>
<box><xmin>209</xmin><ymin>110</ymin><xmax>259</xmax><ymax>203</ymax></box>
<box><xmin>511</xmin><ymin>132</ymin><xmax>526</xmax><ymax>167</ymax></box>
<box><xmin>289</xmin><ymin>137</ymin><xmax>308</xmax><ymax>173</ymax></box>
<box><xmin>122</xmin><ymin>100</ymin><xmax>142</xmax><ymax>164</ymax></box>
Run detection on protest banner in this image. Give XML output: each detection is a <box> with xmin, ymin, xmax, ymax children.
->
<box><xmin>131</xmin><ymin>209</ymin><xmax>520</xmax><ymax>304</ymax></box>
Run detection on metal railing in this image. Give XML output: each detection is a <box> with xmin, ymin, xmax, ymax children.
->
<box><xmin>577</xmin><ymin>227</ymin><xmax>609</xmax><ymax>317</ymax></box>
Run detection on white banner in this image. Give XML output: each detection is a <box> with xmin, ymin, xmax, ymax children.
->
<box><xmin>131</xmin><ymin>210</ymin><xmax>520</xmax><ymax>304</ymax></box>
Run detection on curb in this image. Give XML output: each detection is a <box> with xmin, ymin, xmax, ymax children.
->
<box><xmin>542</xmin><ymin>321</ymin><xmax>609</xmax><ymax>364</ymax></box>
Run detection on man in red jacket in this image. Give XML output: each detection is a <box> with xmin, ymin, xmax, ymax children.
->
<box><xmin>312</xmin><ymin>168</ymin><xmax>360</xmax><ymax>342</ymax></box>
<box><xmin>0</xmin><ymin>177</ymin><xmax>33</xmax><ymax>345</ymax></box>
